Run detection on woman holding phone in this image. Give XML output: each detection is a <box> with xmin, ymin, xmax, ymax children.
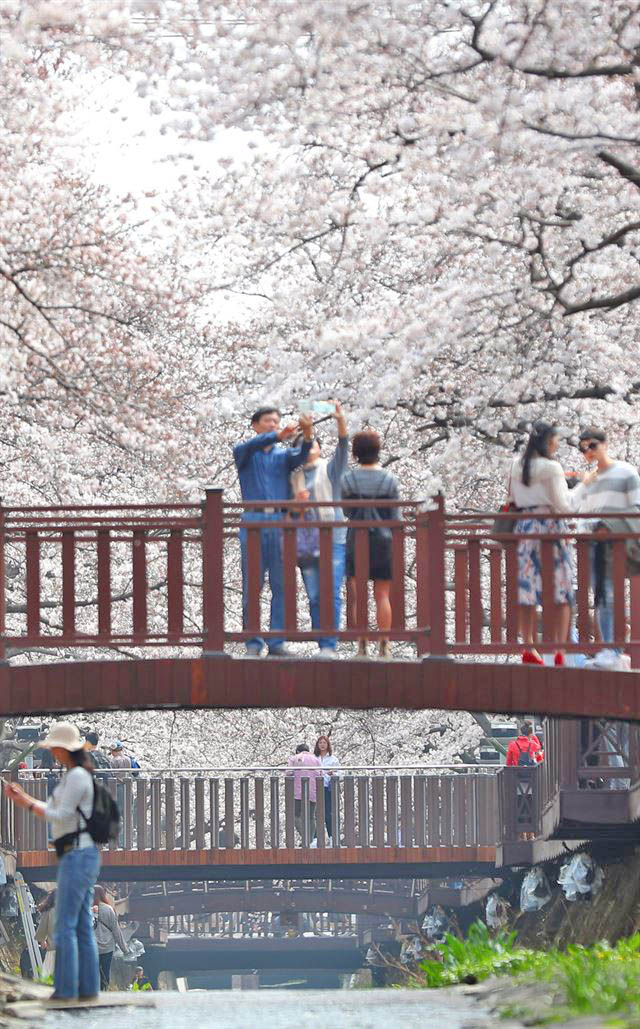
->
<box><xmin>4</xmin><ymin>722</ymin><xmax>100</xmax><ymax>1001</ymax></box>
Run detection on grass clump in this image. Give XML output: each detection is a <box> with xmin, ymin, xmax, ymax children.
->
<box><xmin>415</xmin><ymin>920</ymin><xmax>640</xmax><ymax>1024</ymax></box>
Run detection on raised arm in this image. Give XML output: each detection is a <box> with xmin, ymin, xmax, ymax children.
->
<box><xmin>233</xmin><ymin>432</ymin><xmax>279</xmax><ymax>470</ymax></box>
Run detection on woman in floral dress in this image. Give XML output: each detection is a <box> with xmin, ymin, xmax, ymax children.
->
<box><xmin>509</xmin><ymin>421</ymin><xmax>595</xmax><ymax>665</ymax></box>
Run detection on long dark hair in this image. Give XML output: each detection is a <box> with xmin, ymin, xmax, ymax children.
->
<box><xmin>68</xmin><ymin>747</ymin><xmax>92</xmax><ymax>771</ymax></box>
<box><xmin>521</xmin><ymin>421</ymin><xmax>557</xmax><ymax>486</ymax></box>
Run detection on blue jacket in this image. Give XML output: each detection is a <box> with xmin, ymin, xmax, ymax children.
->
<box><xmin>234</xmin><ymin>432</ymin><xmax>312</xmax><ymax>503</ymax></box>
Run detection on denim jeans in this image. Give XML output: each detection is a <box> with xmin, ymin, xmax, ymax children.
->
<box><xmin>591</xmin><ymin>543</ymin><xmax>615</xmax><ymax>644</ymax></box>
<box><xmin>99</xmin><ymin>950</ymin><xmax>113</xmax><ymax>990</ymax></box>
<box><xmin>299</xmin><ymin>541</ymin><xmax>346</xmax><ymax>650</ymax></box>
<box><xmin>53</xmin><ymin>844</ymin><xmax>101</xmax><ymax>998</ymax></box>
<box><xmin>240</xmin><ymin>513</ymin><xmax>285</xmax><ymax>652</ymax></box>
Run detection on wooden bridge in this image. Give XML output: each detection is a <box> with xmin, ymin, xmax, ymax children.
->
<box><xmin>1</xmin><ymin>494</ymin><xmax>640</xmax><ymax>719</ymax></box>
<box><xmin>7</xmin><ymin>719</ymin><xmax>640</xmax><ymax>884</ymax></box>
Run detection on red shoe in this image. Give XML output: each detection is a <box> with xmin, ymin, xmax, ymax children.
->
<box><xmin>522</xmin><ymin>650</ymin><xmax>544</xmax><ymax>665</ymax></box>
<box><xmin>554</xmin><ymin>651</ymin><xmax>565</xmax><ymax>667</ymax></box>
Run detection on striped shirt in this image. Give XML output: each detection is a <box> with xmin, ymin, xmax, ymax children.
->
<box><xmin>577</xmin><ymin>461</ymin><xmax>640</xmax><ymax>514</ymax></box>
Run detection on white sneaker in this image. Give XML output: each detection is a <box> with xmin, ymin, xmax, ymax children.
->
<box><xmin>593</xmin><ymin>649</ymin><xmax>625</xmax><ymax>670</ymax></box>
<box><xmin>317</xmin><ymin>649</ymin><xmax>337</xmax><ymax>659</ymax></box>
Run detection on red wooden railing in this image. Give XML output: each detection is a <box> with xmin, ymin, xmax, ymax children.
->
<box><xmin>1</xmin><ymin>493</ymin><xmax>640</xmax><ymax>659</ymax></box>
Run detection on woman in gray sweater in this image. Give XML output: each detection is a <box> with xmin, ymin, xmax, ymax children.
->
<box><xmin>93</xmin><ymin>885</ymin><xmax>129</xmax><ymax>990</ymax></box>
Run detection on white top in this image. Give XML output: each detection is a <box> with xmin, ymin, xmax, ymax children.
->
<box><xmin>575</xmin><ymin>461</ymin><xmax>640</xmax><ymax>515</ymax></box>
<box><xmin>509</xmin><ymin>456</ymin><xmax>584</xmax><ymax>514</ymax></box>
<box><xmin>44</xmin><ymin>766</ymin><xmax>94</xmax><ymax>848</ymax></box>
<box><xmin>320</xmin><ymin>753</ymin><xmax>340</xmax><ymax>788</ymax></box>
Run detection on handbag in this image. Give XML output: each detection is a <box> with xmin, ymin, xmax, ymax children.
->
<box><xmin>296</xmin><ymin>512</ymin><xmax>320</xmax><ymax>566</ymax></box>
<box><xmin>491</xmin><ymin>467</ymin><xmax>518</xmax><ymax>538</ymax></box>
<box><xmin>345</xmin><ymin>477</ymin><xmax>393</xmax><ymax>562</ymax></box>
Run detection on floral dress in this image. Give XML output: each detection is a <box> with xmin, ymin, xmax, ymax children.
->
<box><xmin>516</xmin><ymin>517</ymin><xmax>574</xmax><ymax>606</ymax></box>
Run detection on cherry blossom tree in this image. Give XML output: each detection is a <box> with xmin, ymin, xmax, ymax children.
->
<box><xmin>3</xmin><ymin>1</ymin><xmax>639</xmax><ymax>768</ymax></box>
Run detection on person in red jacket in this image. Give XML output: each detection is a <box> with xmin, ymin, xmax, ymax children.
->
<box><xmin>506</xmin><ymin>721</ymin><xmax>542</xmax><ymax>766</ymax></box>
<box><xmin>506</xmin><ymin>721</ymin><xmax>542</xmax><ymax>841</ymax></box>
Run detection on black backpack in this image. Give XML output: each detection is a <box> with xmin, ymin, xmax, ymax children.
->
<box><xmin>78</xmin><ymin>778</ymin><xmax>121</xmax><ymax>845</ymax></box>
<box><xmin>516</xmin><ymin>741</ymin><xmax>533</xmax><ymax>767</ymax></box>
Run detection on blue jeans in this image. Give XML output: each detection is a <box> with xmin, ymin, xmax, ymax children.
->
<box><xmin>240</xmin><ymin>513</ymin><xmax>285</xmax><ymax>652</ymax></box>
<box><xmin>54</xmin><ymin>844</ymin><xmax>101</xmax><ymax>998</ymax></box>
<box><xmin>591</xmin><ymin>543</ymin><xmax>615</xmax><ymax>645</ymax></box>
<box><xmin>300</xmin><ymin>542</ymin><xmax>346</xmax><ymax>650</ymax></box>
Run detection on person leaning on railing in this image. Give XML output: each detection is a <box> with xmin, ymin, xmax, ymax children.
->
<box><xmin>341</xmin><ymin>429</ymin><xmax>400</xmax><ymax>660</ymax></box>
<box><xmin>576</xmin><ymin>426</ymin><xmax>640</xmax><ymax>657</ymax></box>
<box><xmin>290</xmin><ymin>401</ymin><xmax>349</xmax><ymax>658</ymax></box>
<box><xmin>508</xmin><ymin>421</ymin><xmax>596</xmax><ymax>666</ymax></box>
<box><xmin>233</xmin><ymin>406</ymin><xmax>314</xmax><ymax>658</ymax></box>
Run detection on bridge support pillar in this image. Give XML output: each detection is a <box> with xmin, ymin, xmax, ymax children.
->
<box><xmin>232</xmin><ymin>974</ymin><xmax>259</xmax><ymax>990</ymax></box>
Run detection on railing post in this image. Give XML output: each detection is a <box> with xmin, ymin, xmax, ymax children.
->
<box><xmin>202</xmin><ymin>487</ymin><xmax>226</xmax><ymax>655</ymax></box>
<box><xmin>0</xmin><ymin>498</ymin><xmax>6</xmax><ymax>662</ymax></box>
<box><xmin>417</xmin><ymin>495</ymin><xmax>446</xmax><ymax>656</ymax></box>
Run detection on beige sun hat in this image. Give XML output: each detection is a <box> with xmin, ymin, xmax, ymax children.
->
<box><xmin>40</xmin><ymin>722</ymin><xmax>85</xmax><ymax>752</ymax></box>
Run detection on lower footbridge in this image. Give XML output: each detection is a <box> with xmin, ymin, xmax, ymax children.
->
<box><xmin>7</xmin><ymin>720</ymin><xmax>640</xmax><ymax>885</ymax></box>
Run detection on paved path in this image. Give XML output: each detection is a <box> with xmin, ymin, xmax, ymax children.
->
<box><xmin>42</xmin><ymin>988</ymin><xmax>493</xmax><ymax>1028</ymax></box>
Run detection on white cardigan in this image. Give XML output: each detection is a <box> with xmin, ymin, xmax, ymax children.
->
<box><xmin>509</xmin><ymin>456</ymin><xmax>584</xmax><ymax>514</ymax></box>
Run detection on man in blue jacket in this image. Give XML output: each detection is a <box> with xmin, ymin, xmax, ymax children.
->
<box><xmin>234</xmin><ymin>406</ymin><xmax>313</xmax><ymax>656</ymax></box>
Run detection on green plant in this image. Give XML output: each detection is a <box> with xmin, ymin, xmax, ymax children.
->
<box><xmin>418</xmin><ymin>920</ymin><xmax>540</xmax><ymax>987</ymax></box>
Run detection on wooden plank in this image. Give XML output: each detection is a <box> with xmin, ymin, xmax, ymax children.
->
<box><xmin>441</xmin><ymin>776</ymin><xmax>452</xmax><ymax>845</ymax></box>
<box><xmin>209</xmin><ymin>779</ymin><xmax>219</xmax><ymax>849</ymax></box>
<box><xmin>454</xmin><ymin>547</ymin><xmax>468</xmax><ymax>643</ymax></box>
<box><xmin>576</xmin><ymin>538</ymin><xmax>591</xmax><ymax>646</ymax></box>
<box><xmin>612</xmin><ymin>541</ymin><xmax>627</xmax><ymax>645</ymax></box>
<box><xmin>123</xmin><ymin>779</ymin><xmax>133</xmax><ymax>850</ymax></box>
<box><xmin>284</xmin><ymin>776</ymin><xmax>295</xmax><ymax>849</ymax></box>
<box><xmin>224</xmin><ymin>779</ymin><xmax>235</xmax><ymax>849</ymax></box>
<box><xmin>315</xmin><ymin>779</ymin><xmax>326</xmax><ymax>849</ymax></box>
<box><xmin>372</xmin><ymin>777</ymin><xmax>385</xmax><ymax>847</ymax></box>
<box><xmin>246</xmin><ymin>528</ymin><xmax>262</xmax><ymax>633</ymax></box>
<box><xmin>61</xmin><ymin>530</ymin><xmax>75</xmax><ymax>636</ymax></box>
<box><xmin>318</xmin><ymin>526</ymin><xmax>334</xmax><ymax>634</ymax></box>
<box><xmin>167</xmin><ymin>529</ymin><xmax>184</xmax><ymax>637</ymax></box>
<box><xmin>165</xmin><ymin>779</ymin><xmax>175</xmax><ymax>850</ymax></box>
<box><xmin>390</xmin><ymin>527</ymin><xmax>406</xmax><ymax>631</ymax></box>
<box><xmin>468</xmin><ymin>539</ymin><xmax>482</xmax><ymax>645</ymax></box>
<box><xmin>343</xmin><ymin>777</ymin><xmax>356</xmax><ymax>847</ymax></box>
<box><xmin>414</xmin><ymin>775</ymin><xmax>426</xmax><ymax>847</ymax></box>
<box><xmin>136</xmin><ymin>779</ymin><xmax>147</xmax><ymax>851</ymax></box>
<box><xmin>282</xmin><ymin>526</ymin><xmax>298</xmax><ymax>633</ymax></box>
<box><xmin>180</xmin><ymin>778</ymin><xmax>190</xmax><ymax>850</ymax></box>
<box><xmin>400</xmin><ymin>775</ymin><xmax>413</xmax><ymax>847</ymax></box>
<box><xmin>194</xmin><ymin>778</ymin><xmax>205</xmax><ymax>851</ymax></box>
<box><xmin>25</xmin><ymin>531</ymin><xmax>41</xmax><ymax>637</ymax></box>
<box><xmin>270</xmin><ymin>776</ymin><xmax>280</xmax><ymax>849</ymax></box>
<box><xmin>132</xmin><ymin>528</ymin><xmax>147</xmax><ymax>639</ymax></box>
<box><xmin>386</xmin><ymin>776</ymin><xmax>398</xmax><ymax>847</ymax></box>
<box><xmin>150</xmin><ymin>779</ymin><xmax>162</xmax><ymax>850</ymax></box>
<box><xmin>254</xmin><ymin>778</ymin><xmax>265</xmax><ymax>851</ymax></box>
<box><xmin>97</xmin><ymin>529</ymin><xmax>111</xmax><ymax>637</ymax></box>
<box><xmin>354</xmin><ymin>527</ymin><xmax>369</xmax><ymax>634</ymax></box>
<box><xmin>504</xmin><ymin>542</ymin><xmax>518</xmax><ymax>642</ymax></box>
<box><xmin>240</xmin><ymin>778</ymin><xmax>250</xmax><ymax>849</ymax></box>
<box><xmin>540</xmin><ymin>538</ymin><xmax>555</xmax><ymax>643</ymax></box>
<box><xmin>489</xmin><ymin>547</ymin><xmax>503</xmax><ymax>643</ymax></box>
<box><xmin>357</xmin><ymin>777</ymin><xmax>369</xmax><ymax>848</ymax></box>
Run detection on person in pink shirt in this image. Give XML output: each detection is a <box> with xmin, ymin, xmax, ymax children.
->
<box><xmin>286</xmin><ymin>744</ymin><xmax>322</xmax><ymax>841</ymax></box>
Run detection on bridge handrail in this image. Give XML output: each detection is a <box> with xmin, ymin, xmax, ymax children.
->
<box><xmin>10</xmin><ymin>763</ymin><xmax>503</xmax><ymax>775</ymax></box>
<box><xmin>3</xmin><ymin>490</ymin><xmax>640</xmax><ymax>659</ymax></box>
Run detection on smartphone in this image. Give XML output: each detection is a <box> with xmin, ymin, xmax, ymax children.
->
<box><xmin>301</xmin><ymin>400</ymin><xmax>336</xmax><ymax>416</ymax></box>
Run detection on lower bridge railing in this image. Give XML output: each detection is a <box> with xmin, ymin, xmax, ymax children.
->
<box><xmin>6</xmin><ymin>766</ymin><xmax>500</xmax><ymax>855</ymax></box>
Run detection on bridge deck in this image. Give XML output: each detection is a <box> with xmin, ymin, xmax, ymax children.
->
<box><xmin>17</xmin><ymin>845</ymin><xmax>497</xmax><ymax>883</ymax></box>
<box><xmin>2</xmin><ymin>656</ymin><xmax>639</xmax><ymax>720</ymax></box>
